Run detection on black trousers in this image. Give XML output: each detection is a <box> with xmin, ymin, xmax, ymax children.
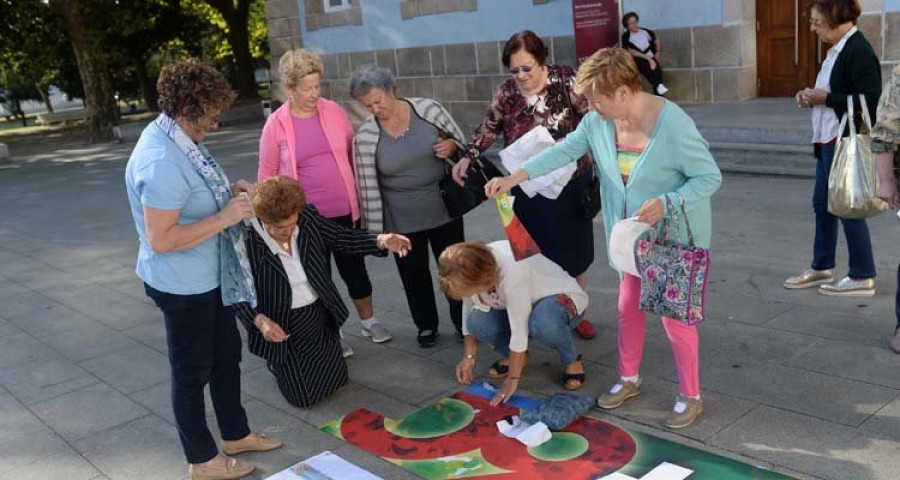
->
<box><xmin>327</xmin><ymin>214</ymin><xmax>373</xmax><ymax>300</ymax></box>
<box><xmin>634</xmin><ymin>56</ymin><xmax>664</xmax><ymax>91</ymax></box>
<box><xmin>145</xmin><ymin>284</ymin><xmax>250</xmax><ymax>464</ymax></box>
<box><xmin>394</xmin><ymin>218</ymin><xmax>465</xmax><ymax>333</ymax></box>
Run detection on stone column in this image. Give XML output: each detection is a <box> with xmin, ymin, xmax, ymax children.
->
<box><xmin>264</xmin><ymin>0</ymin><xmax>304</xmax><ymax>102</ymax></box>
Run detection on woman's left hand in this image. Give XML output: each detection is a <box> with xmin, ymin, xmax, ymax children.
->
<box><xmin>490</xmin><ymin>378</ymin><xmax>518</xmax><ymax>406</ymax></box>
<box><xmin>231</xmin><ymin>179</ymin><xmax>256</xmax><ymax>198</ymax></box>
<box><xmin>433</xmin><ymin>139</ymin><xmax>458</xmax><ymax>159</ymax></box>
<box><xmin>802</xmin><ymin>88</ymin><xmax>828</xmax><ymax>106</ymax></box>
<box><xmin>377</xmin><ymin>233</ymin><xmax>412</xmax><ymax>257</ymax></box>
<box><xmin>634</xmin><ymin>198</ymin><xmax>664</xmax><ymax>225</ymax></box>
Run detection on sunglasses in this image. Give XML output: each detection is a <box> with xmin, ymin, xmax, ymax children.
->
<box><xmin>509</xmin><ymin>64</ymin><xmax>536</xmax><ymax>75</ymax></box>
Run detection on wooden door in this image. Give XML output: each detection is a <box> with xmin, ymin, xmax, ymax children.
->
<box><xmin>757</xmin><ymin>0</ymin><xmax>819</xmax><ymax>96</ymax></box>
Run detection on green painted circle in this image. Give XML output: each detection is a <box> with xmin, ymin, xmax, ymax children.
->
<box><xmin>527</xmin><ymin>432</ymin><xmax>590</xmax><ymax>462</ymax></box>
<box><xmin>383</xmin><ymin>398</ymin><xmax>475</xmax><ymax>439</ymax></box>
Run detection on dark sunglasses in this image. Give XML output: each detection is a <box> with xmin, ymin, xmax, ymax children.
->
<box><xmin>509</xmin><ymin>64</ymin><xmax>535</xmax><ymax>75</ymax></box>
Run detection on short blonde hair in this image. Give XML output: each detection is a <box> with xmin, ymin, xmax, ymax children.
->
<box><xmin>278</xmin><ymin>49</ymin><xmax>324</xmax><ymax>91</ymax></box>
<box><xmin>575</xmin><ymin>47</ymin><xmax>643</xmax><ymax>98</ymax></box>
<box><xmin>438</xmin><ymin>242</ymin><xmax>500</xmax><ymax>300</ymax></box>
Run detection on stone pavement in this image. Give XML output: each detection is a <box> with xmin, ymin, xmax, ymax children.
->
<box><xmin>1</xmin><ymin>121</ymin><xmax>899</xmax><ymax>480</ymax></box>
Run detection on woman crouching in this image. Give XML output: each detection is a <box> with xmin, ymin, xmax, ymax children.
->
<box><xmin>233</xmin><ymin>176</ymin><xmax>410</xmax><ymax>407</ymax></box>
<box><xmin>439</xmin><ymin>241</ymin><xmax>588</xmax><ymax>406</ymax></box>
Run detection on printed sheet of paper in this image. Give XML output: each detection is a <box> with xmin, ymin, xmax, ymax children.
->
<box><xmin>495</xmin><ymin>194</ymin><xmax>541</xmax><ymax>261</ymax></box>
<box><xmin>499</xmin><ymin>126</ymin><xmax>577</xmax><ymax>200</ymax></box>
<box><xmin>266</xmin><ymin>451</ymin><xmax>384</xmax><ymax>480</ymax></box>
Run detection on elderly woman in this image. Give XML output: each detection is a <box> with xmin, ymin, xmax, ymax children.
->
<box><xmin>621</xmin><ymin>12</ymin><xmax>668</xmax><ymax>96</ymax></box>
<box><xmin>785</xmin><ymin>0</ymin><xmax>881</xmax><ymax>296</ymax></box>
<box><xmin>125</xmin><ymin>59</ymin><xmax>282</xmax><ymax>480</ymax></box>
<box><xmin>451</xmin><ymin>30</ymin><xmax>597</xmax><ymax>340</ymax></box>
<box><xmin>232</xmin><ymin>176</ymin><xmax>410</xmax><ymax>407</ymax></box>
<box><xmin>486</xmin><ymin>48</ymin><xmax>721</xmax><ymax>429</ymax></box>
<box><xmin>873</xmin><ymin>65</ymin><xmax>900</xmax><ymax>352</ymax></box>
<box><xmin>258</xmin><ymin>50</ymin><xmax>389</xmax><ymax>354</ymax></box>
<box><xmin>350</xmin><ymin>64</ymin><xmax>467</xmax><ymax>348</ymax></box>
<box><xmin>440</xmin><ymin>241</ymin><xmax>589</xmax><ymax>405</ymax></box>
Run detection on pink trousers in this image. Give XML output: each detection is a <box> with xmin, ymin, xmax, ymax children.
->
<box><xmin>617</xmin><ymin>274</ymin><xmax>701</xmax><ymax>397</ymax></box>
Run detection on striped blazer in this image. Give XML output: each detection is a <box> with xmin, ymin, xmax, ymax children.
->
<box><xmin>233</xmin><ymin>205</ymin><xmax>384</xmax><ymax>364</ymax></box>
<box><xmin>352</xmin><ymin>97</ymin><xmax>467</xmax><ymax>232</ymax></box>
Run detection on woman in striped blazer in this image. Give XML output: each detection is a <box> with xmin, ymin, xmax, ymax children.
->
<box><xmin>233</xmin><ymin>176</ymin><xmax>410</xmax><ymax>407</ymax></box>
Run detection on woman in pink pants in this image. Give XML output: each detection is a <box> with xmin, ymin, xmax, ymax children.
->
<box><xmin>486</xmin><ymin>48</ymin><xmax>721</xmax><ymax>429</ymax></box>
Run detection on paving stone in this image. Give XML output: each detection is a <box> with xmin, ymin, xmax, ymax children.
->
<box><xmin>73</xmin><ymin>415</ymin><xmax>186</xmax><ymax>480</ymax></box>
<box><xmin>122</xmin><ymin>321</ymin><xmax>168</xmax><ymax>353</ymax></box>
<box><xmin>7</xmin><ymin>303</ymin><xmax>97</xmax><ymax>339</ymax></box>
<box><xmin>0</xmin><ymin>355</ymin><xmax>98</xmax><ymax>405</ymax></box>
<box><xmin>710</xmin><ymin>405</ymin><xmax>897</xmax><ymax>480</ymax></box>
<box><xmin>860</xmin><ymin>395</ymin><xmax>900</xmax><ymax>442</ymax></box>
<box><xmin>347</xmin><ymin>350</ymin><xmax>458</xmax><ymax>405</ymax></box>
<box><xmin>0</xmin><ymin>318</ymin><xmax>21</xmax><ymax>337</ymax></box>
<box><xmin>31</xmin><ymin>383</ymin><xmax>149</xmax><ymax>442</ymax></box>
<box><xmin>701</xmin><ymin>350</ymin><xmax>897</xmax><ymax>427</ymax></box>
<box><xmin>42</xmin><ymin>321</ymin><xmax>138</xmax><ymax>362</ymax></box>
<box><xmin>129</xmin><ymin>380</ymin><xmax>251</xmax><ymax>426</ymax></box>
<box><xmin>0</xmin><ymin>290</ymin><xmax>59</xmax><ymax>319</ymax></box>
<box><xmin>785</xmin><ymin>338</ymin><xmax>900</xmax><ymax>389</ymax></box>
<box><xmin>80</xmin><ymin>343</ymin><xmax>170</xmax><ymax>394</ymax></box>
<box><xmin>0</xmin><ymin>388</ymin><xmax>47</xmax><ymax>446</ymax></box>
<box><xmin>0</xmin><ymin>429</ymin><xmax>101</xmax><ymax>480</ymax></box>
<box><xmin>0</xmin><ymin>331</ymin><xmax>56</xmax><ymax>368</ymax></box>
<box><xmin>766</xmin><ymin>304</ymin><xmax>894</xmax><ymax>348</ymax></box>
<box><xmin>700</xmin><ymin>320</ymin><xmax>819</xmax><ymax>363</ymax></box>
<box><xmin>42</xmin><ymin>284</ymin><xmax>159</xmax><ymax>331</ymax></box>
<box><xmin>0</xmin><ymin>280</ymin><xmax>30</xmax><ymax>300</ymax></box>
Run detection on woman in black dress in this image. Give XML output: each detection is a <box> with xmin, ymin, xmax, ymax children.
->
<box><xmin>233</xmin><ymin>176</ymin><xmax>410</xmax><ymax>407</ymax></box>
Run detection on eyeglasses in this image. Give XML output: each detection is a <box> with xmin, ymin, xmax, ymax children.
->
<box><xmin>809</xmin><ymin>18</ymin><xmax>824</xmax><ymax>26</ymax></box>
<box><xmin>509</xmin><ymin>64</ymin><xmax>536</xmax><ymax>75</ymax></box>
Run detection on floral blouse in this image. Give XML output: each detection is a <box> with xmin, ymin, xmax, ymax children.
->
<box><xmin>465</xmin><ymin>65</ymin><xmax>592</xmax><ymax>176</ymax></box>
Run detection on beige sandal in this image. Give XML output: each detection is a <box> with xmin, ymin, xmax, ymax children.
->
<box><xmin>188</xmin><ymin>456</ymin><xmax>255</xmax><ymax>480</ymax></box>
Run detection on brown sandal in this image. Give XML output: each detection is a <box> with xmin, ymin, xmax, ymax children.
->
<box><xmin>563</xmin><ymin>354</ymin><xmax>585</xmax><ymax>391</ymax></box>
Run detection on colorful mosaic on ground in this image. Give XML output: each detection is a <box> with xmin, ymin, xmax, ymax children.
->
<box><xmin>320</xmin><ymin>384</ymin><xmax>794</xmax><ymax>480</ymax></box>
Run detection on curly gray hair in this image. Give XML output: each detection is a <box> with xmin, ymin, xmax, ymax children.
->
<box><xmin>349</xmin><ymin>64</ymin><xmax>395</xmax><ymax>100</ymax></box>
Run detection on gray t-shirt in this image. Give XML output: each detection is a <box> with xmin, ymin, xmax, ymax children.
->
<box><xmin>376</xmin><ymin>112</ymin><xmax>451</xmax><ymax>234</ymax></box>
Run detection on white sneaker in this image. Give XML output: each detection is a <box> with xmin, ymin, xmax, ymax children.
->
<box><xmin>656</xmin><ymin>84</ymin><xmax>669</xmax><ymax>95</ymax></box>
<box><xmin>361</xmin><ymin>322</ymin><xmax>393</xmax><ymax>343</ymax></box>
<box><xmin>341</xmin><ymin>340</ymin><xmax>355</xmax><ymax>358</ymax></box>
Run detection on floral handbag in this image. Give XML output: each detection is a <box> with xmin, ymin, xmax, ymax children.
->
<box><xmin>634</xmin><ymin>194</ymin><xmax>710</xmax><ymax>325</ymax></box>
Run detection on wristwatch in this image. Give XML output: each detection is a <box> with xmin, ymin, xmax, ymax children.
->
<box><xmin>464</xmin><ymin>354</ymin><xmax>476</xmax><ymax>360</ymax></box>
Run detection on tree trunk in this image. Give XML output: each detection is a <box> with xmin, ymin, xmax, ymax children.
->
<box><xmin>50</xmin><ymin>0</ymin><xmax>118</xmax><ymax>142</ymax></box>
<box><xmin>207</xmin><ymin>0</ymin><xmax>258</xmax><ymax>100</ymax></box>
<box><xmin>36</xmin><ymin>82</ymin><xmax>54</xmax><ymax>114</ymax></box>
<box><xmin>133</xmin><ymin>58</ymin><xmax>159</xmax><ymax>112</ymax></box>
<box><xmin>13</xmin><ymin>99</ymin><xmax>27</xmax><ymax>127</ymax></box>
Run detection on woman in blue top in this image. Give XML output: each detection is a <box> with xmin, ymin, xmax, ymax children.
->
<box><xmin>486</xmin><ymin>48</ymin><xmax>721</xmax><ymax>429</ymax></box>
<box><xmin>125</xmin><ymin>59</ymin><xmax>282</xmax><ymax>480</ymax></box>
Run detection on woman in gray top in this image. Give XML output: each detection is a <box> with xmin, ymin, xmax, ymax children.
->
<box><xmin>350</xmin><ymin>64</ymin><xmax>466</xmax><ymax>347</ymax></box>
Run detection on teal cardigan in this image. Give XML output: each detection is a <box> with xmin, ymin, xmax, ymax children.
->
<box><xmin>522</xmin><ymin>100</ymin><xmax>722</xmax><ymax>271</ymax></box>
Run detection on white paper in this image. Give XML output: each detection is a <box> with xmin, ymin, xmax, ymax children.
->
<box><xmin>499</xmin><ymin>126</ymin><xmax>577</xmax><ymax>200</ymax></box>
<box><xmin>266</xmin><ymin>451</ymin><xmax>384</xmax><ymax>480</ymax></box>
<box><xmin>496</xmin><ymin>416</ymin><xmax>552</xmax><ymax>447</ymax></box>
<box><xmin>597</xmin><ymin>462</ymin><xmax>694</xmax><ymax>480</ymax></box>
<box><xmin>609</xmin><ymin>217</ymin><xmax>653</xmax><ymax>276</ymax></box>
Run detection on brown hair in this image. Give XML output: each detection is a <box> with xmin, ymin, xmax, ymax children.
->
<box><xmin>502</xmin><ymin>30</ymin><xmax>549</xmax><ymax>69</ymax></box>
<box><xmin>574</xmin><ymin>47</ymin><xmax>643</xmax><ymax>97</ymax></box>
<box><xmin>807</xmin><ymin>0</ymin><xmax>861</xmax><ymax>27</ymax></box>
<box><xmin>438</xmin><ymin>242</ymin><xmax>500</xmax><ymax>300</ymax></box>
<box><xmin>156</xmin><ymin>58</ymin><xmax>235</xmax><ymax>121</ymax></box>
<box><xmin>278</xmin><ymin>49</ymin><xmax>324</xmax><ymax>91</ymax></box>
<box><xmin>252</xmin><ymin>176</ymin><xmax>307</xmax><ymax>224</ymax></box>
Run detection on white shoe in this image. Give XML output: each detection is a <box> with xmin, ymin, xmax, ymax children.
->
<box><xmin>361</xmin><ymin>322</ymin><xmax>393</xmax><ymax>343</ymax></box>
<box><xmin>656</xmin><ymin>84</ymin><xmax>669</xmax><ymax>95</ymax></box>
<box><xmin>341</xmin><ymin>340</ymin><xmax>355</xmax><ymax>358</ymax></box>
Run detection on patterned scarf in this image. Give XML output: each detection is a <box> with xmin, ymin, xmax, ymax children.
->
<box><xmin>155</xmin><ymin>114</ymin><xmax>257</xmax><ymax>308</ymax></box>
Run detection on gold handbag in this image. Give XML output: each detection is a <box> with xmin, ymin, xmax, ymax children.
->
<box><xmin>827</xmin><ymin>94</ymin><xmax>889</xmax><ymax>219</ymax></box>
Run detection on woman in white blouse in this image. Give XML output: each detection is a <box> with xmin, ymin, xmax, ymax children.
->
<box><xmin>232</xmin><ymin>176</ymin><xmax>410</xmax><ymax>407</ymax></box>
<box><xmin>439</xmin><ymin>241</ymin><xmax>589</xmax><ymax>406</ymax></box>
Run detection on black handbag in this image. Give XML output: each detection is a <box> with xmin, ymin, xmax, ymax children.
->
<box><xmin>580</xmin><ymin>160</ymin><xmax>602</xmax><ymax>219</ymax></box>
<box><xmin>440</xmin><ymin>155</ymin><xmax>504</xmax><ymax>218</ymax></box>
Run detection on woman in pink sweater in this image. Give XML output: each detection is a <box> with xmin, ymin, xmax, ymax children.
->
<box><xmin>259</xmin><ymin>49</ymin><xmax>392</xmax><ymax>351</ymax></box>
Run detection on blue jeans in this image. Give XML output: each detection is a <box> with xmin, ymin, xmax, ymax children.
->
<box><xmin>466</xmin><ymin>295</ymin><xmax>582</xmax><ymax>366</ymax></box>
<box><xmin>811</xmin><ymin>143</ymin><xmax>876</xmax><ymax>279</ymax></box>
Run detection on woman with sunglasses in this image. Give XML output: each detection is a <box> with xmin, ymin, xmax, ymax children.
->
<box><xmin>453</xmin><ymin>30</ymin><xmax>597</xmax><ymax>345</ymax></box>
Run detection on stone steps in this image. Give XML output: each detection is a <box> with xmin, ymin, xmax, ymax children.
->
<box><xmin>708</xmin><ymin>141</ymin><xmax>814</xmax><ymax>178</ymax></box>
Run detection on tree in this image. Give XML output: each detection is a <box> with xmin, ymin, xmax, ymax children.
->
<box><xmin>49</xmin><ymin>0</ymin><xmax>119</xmax><ymax>142</ymax></box>
<box><xmin>203</xmin><ymin>0</ymin><xmax>259</xmax><ymax>99</ymax></box>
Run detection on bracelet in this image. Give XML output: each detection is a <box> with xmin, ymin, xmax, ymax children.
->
<box><xmin>464</xmin><ymin>354</ymin><xmax>476</xmax><ymax>360</ymax></box>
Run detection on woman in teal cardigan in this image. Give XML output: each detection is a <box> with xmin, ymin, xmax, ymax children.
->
<box><xmin>486</xmin><ymin>48</ymin><xmax>721</xmax><ymax>429</ymax></box>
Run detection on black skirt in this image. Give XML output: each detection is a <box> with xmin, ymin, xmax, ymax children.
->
<box><xmin>512</xmin><ymin>169</ymin><xmax>595</xmax><ymax>277</ymax></box>
<box><xmin>267</xmin><ymin>301</ymin><xmax>348</xmax><ymax>408</ymax></box>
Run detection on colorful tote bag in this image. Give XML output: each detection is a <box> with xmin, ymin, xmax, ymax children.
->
<box><xmin>634</xmin><ymin>194</ymin><xmax>710</xmax><ymax>325</ymax></box>
<box><xmin>495</xmin><ymin>193</ymin><xmax>541</xmax><ymax>261</ymax></box>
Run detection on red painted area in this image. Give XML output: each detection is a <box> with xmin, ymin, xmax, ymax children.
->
<box><xmin>505</xmin><ymin>215</ymin><xmax>541</xmax><ymax>261</ymax></box>
<box><xmin>338</xmin><ymin>391</ymin><xmax>636</xmax><ymax>479</ymax></box>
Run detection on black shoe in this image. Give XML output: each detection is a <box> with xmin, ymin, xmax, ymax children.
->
<box><xmin>454</xmin><ymin>330</ymin><xmax>464</xmax><ymax>343</ymax></box>
<box><xmin>417</xmin><ymin>329</ymin><xmax>439</xmax><ymax>348</ymax></box>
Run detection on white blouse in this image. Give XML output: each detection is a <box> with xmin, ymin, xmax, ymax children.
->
<box><xmin>251</xmin><ymin>218</ymin><xmax>319</xmax><ymax>309</ymax></box>
<box><xmin>811</xmin><ymin>26</ymin><xmax>857</xmax><ymax>144</ymax></box>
